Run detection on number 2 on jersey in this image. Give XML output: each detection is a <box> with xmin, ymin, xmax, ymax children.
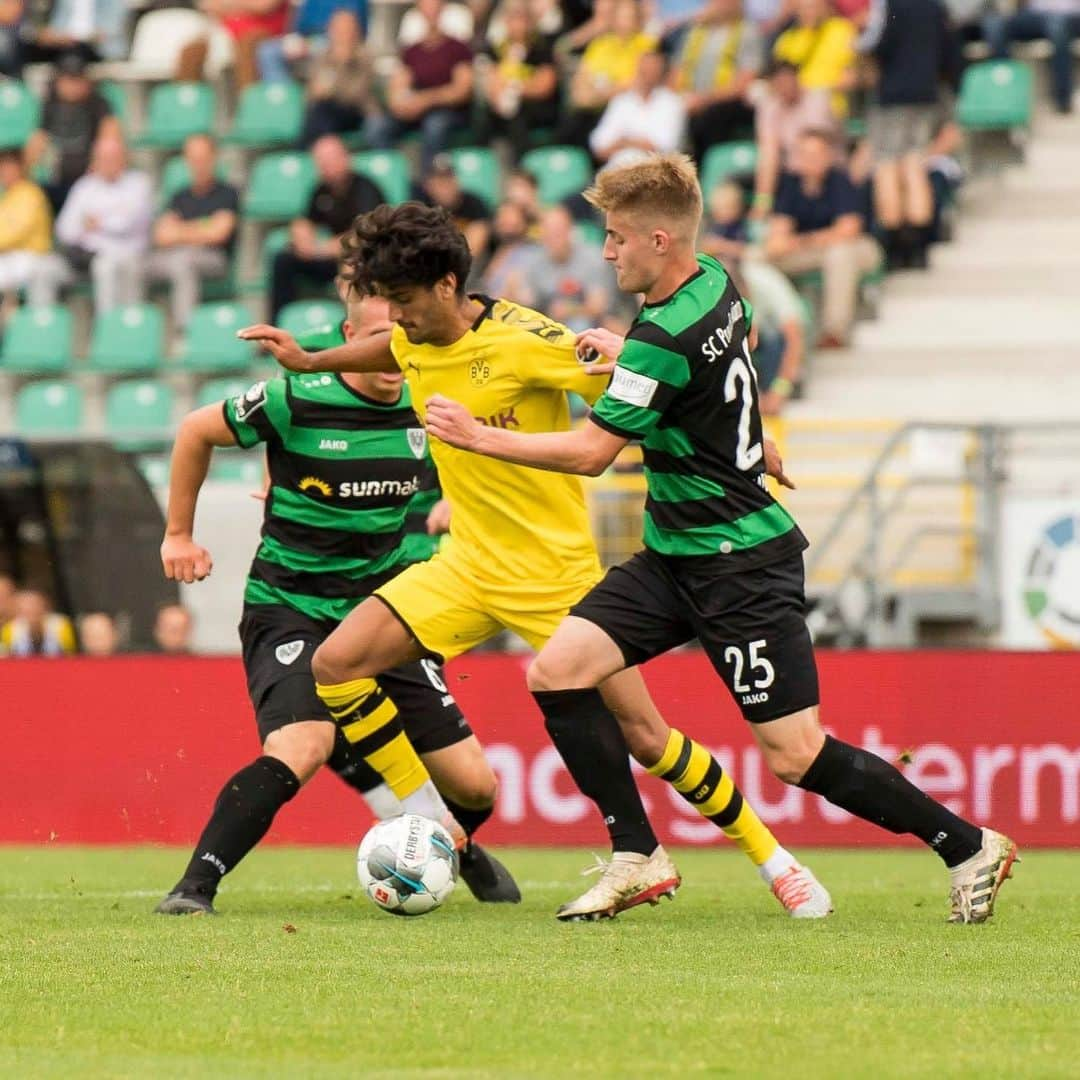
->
<box><xmin>724</xmin><ymin>342</ymin><xmax>763</xmax><ymax>471</ymax></box>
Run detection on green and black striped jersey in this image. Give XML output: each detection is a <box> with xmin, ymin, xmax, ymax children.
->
<box><xmin>590</xmin><ymin>253</ymin><xmax>807</xmax><ymax>569</ymax></box>
<box><xmin>222</xmin><ymin>370</ymin><xmax>440</xmax><ymax>623</ymax></box>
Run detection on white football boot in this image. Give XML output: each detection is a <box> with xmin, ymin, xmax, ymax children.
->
<box><xmin>767</xmin><ymin>863</ymin><xmax>834</xmax><ymax>919</ymax></box>
<box><xmin>948</xmin><ymin>828</ymin><xmax>1019</xmax><ymax>924</ymax></box>
<box><xmin>556</xmin><ymin>846</ymin><xmax>681</xmax><ymax>921</ymax></box>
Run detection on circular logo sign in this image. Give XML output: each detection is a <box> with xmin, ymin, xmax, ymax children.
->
<box><xmin>1023</xmin><ymin>514</ymin><xmax>1080</xmax><ymax>647</ymax></box>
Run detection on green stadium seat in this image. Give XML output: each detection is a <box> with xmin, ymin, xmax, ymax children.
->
<box><xmin>136</xmin><ymin>453</ymin><xmax>171</xmax><ymax>487</ymax></box>
<box><xmin>209</xmin><ymin>452</ymin><xmax>265</xmax><ymax>484</ymax></box>
<box><xmin>450</xmin><ymin>147</ymin><xmax>501</xmax><ymax>211</ymax></box>
<box><xmin>278</xmin><ymin>300</ymin><xmax>341</xmax><ymax>340</ymax></box>
<box><xmin>244</xmin><ymin>152</ymin><xmax>317</xmax><ymax>222</ymax></box>
<box><xmin>98</xmin><ymin>81</ymin><xmax>128</xmax><ymax>131</ymax></box>
<box><xmin>87</xmin><ymin>304</ymin><xmax>165</xmax><ymax>373</ymax></box>
<box><xmin>957</xmin><ymin>60</ymin><xmax>1033</xmax><ymax>131</ymax></box>
<box><xmin>134</xmin><ymin>82</ymin><xmax>214</xmax><ymax>150</ymax></box>
<box><xmin>351</xmin><ymin>150</ymin><xmax>410</xmax><ymax>205</ymax></box>
<box><xmin>227</xmin><ymin>82</ymin><xmax>304</xmax><ymax>147</ymax></box>
<box><xmin>197</xmin><ymin>376</ymin><xmax>251</xmax><ymax>409</ymax></box>
<box><xmin>520</xmin><ymin>146</ymin><xmax>593</xmax><ymax>205</ymax></box>
<box><xmin>179</xmin><ymin>303</ymin><xmax>256</xmax><ymax>371</ymax></box>
<box><xmin>105</xmin><ymin>378</ymin><xmax>175</xmax><ymax>444</ymax></box>
<box><xmin>0</xmin><ymin>306</ymin><xmax>73</xmax><ymax>374</ymax></box>
<box><xmin>700</xmin><ymin>141</ymin><xmax>758</xmax><ymax>197</ymax></box>
<box><xmin>574</xmin><ymin>219</ymin><xmax>606</xmax><ymax>249</ymax></box>
<box><xmin>15</xmin><ymin>379</ymin><xmax>85</xmax><ymax>434</ymax></box>
<box><xmin>159</xmin><ymin>154</ymin><xmax>230</xmax><ymax>209</ymax></box>
<box><xmin>0</xmin><ymin>81</ymin><xmax>40</xmax><ymax>150</ymax></box>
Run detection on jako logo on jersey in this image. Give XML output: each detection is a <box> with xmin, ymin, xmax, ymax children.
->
<box><xmin>338</xmin><ymin>477</ymin><xmax>421</xmax><ymax>498</ymax></box>
<box><xmin>299</xmin><ymin>476</ymin><xmax>332</xmax><ymax>496</ymax></box>
<box><xmin>407</xmin><ymin>428</ymin><xmax>428</xmax><ymax>458</ymax></box>
<box><xmin>608</xmin><ymin>367</ymin><xmax>658</xmax><ymax>407</ymax></box>
<box><xmin>476</xmin><ymin>408</ymin><xmax>520</xmax><ymax>429</ymax></box>
<box><xmin>319</xmin><ymin>439</ymin><xmax>348</xmax><ymax>451</ymax></box>
<box><xmin>701</xmin><ymin>301</ymin><xmax>745</xmax><ymax>363</ymax></box>
<box><xmin>275</xmin><ymin>640</ymin><xmax>305</xmax><ymax>665</ymax></box>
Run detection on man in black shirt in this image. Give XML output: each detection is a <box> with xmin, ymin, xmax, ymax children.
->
<box><xmin>145</xmin><ymin>134</ymin><xmax>240</xmax><ymax>328</ymax></box>
<box><xmin>414</xmin><ymin>154</ymin><xmax>491</xmax><ymax>261</ymax></box>
<box><xmin>270</xmin><ymin>134</ymin><xmax>385</xmax><ymax>318</ymax></box>
<box><xmin>763</xmin><ymin>128</ymin><xmax>880</xmax><ymax>348</ymax></box>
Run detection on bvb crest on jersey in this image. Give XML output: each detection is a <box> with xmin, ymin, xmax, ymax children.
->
<box><xmin>469</xmin><ymin>358</ymin><xmax>492</xmax><ymax>386</ymax></box>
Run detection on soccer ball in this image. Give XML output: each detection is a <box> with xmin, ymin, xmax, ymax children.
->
<box><xmin>356</xmin><ymin>814</ymin><xmax>458</xmax><ymax>916</ymax></box>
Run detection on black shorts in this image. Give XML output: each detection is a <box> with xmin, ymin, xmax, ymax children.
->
<box><xmin>238</xmin><ymin>604</ymin><xmax>470</xmax><ymax>752</ymax></box>
<box><xmin>570</xmin><ymin>550</ymin><xmax>820</xmax><ymax>723</ymax></box>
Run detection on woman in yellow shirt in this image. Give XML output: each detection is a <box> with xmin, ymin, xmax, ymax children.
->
<box><xmin>772</xmin><ymin>0</ymin><xmax>856</xmax><ymax>113</ymax></box>
<box><xmin>0</xmin><ymin>149</ymin><xmax>53</xmax><ymax>294</ymax></box>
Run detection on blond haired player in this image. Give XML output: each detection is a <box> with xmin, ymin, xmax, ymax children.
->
<box><xmin>240</xmin><ymin>201</ymin><xmax>832</xmax><ymax>921</ymax></box>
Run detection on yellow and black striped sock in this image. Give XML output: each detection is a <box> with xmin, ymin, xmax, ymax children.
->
<box><xmin>648</xmin><ymin>729</ymin><xmax>779</xmax><ymax>866</ymax></box>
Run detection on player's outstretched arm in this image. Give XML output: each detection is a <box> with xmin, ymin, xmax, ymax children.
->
<box><xmin>237</xmin><ymin>324</ymin><xmax>399</xmax><ymax>374</ymax></box>
<box><xmin>161</xmin><ymin>404</ymin><xmax>236</xmax><ymax>584</ymax></box>
<box><xmin>425</xmin><ymin>394</ymin><xmax>628</xmax><ymax>476</ymax></box>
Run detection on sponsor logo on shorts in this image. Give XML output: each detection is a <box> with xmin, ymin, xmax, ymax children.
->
<box><xmin>608</xmin><ymin>367</ymin><xmax>658</xmax><ymax>408</ymax></box>
<box><xmin>275</xmin><ymin>640</ymin><xmax>305</xmax><ymax>666</ymax></box>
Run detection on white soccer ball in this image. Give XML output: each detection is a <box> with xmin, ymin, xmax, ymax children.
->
<box><xmin>356</xmin><ymin>814</ymin><xmax>458</xmax><ymax>916</ymax></box>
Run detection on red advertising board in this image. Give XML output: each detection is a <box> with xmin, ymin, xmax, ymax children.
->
<box><xmin>2</xmin><ymin>652</ymin><xmax>1078</xmax><ymax>847</ymax></box>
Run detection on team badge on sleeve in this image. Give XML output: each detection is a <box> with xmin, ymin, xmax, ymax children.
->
<box><xmin>233</xmin><ymin>381</ymin><xmax>268</xmax><ymax>421</ymax></box>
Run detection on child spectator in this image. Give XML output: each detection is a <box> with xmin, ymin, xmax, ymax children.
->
<box><xmin>701</xmin><ymin>180</ymin><xmax>751</xmax><ymax>264</ymax></box>
<box><xmin>153</xmin><ymin>603</ymin><xmax>195</xmax><ymax>655</ymax></box>
<box><xmin>79</xmin><ymin>612</ymin><xmax>120</xmax><ymax>656</ymax></box>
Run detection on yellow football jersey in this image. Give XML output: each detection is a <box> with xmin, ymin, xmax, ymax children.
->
<box><xmin>390</xmin><ymin>297</ymin><xmax>605</xmax><ymax>588</ymax></box>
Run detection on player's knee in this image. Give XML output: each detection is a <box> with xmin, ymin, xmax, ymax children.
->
<box><xmin>759</xmin><ymin>729</ymin><xmax>826</xmax><ymax>785</ymax></box>
<box><xmin>445</xmin><ymin>772</ymin><xmax>497</xmax><ymax>810</ymax></box>
<box><xmin>311</xmin><ymin>641</ymin><xmax>353</xmax><ymax>687</ymax></box>
<box><xmin>263</xmin><ymin>723</ymin><xmax>334</xmax><ymax>784</ymax></box>
<box><xmin>526</xmin><ymin>653</ymin><xmax>573</xmax><ymax>693</ymax></box>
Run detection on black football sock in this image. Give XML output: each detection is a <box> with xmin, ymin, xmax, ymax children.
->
<box><xmin>532</xmin><ymin>688</ymin><xmax>658</xmax><ymax>856</ymax></box>
<box><xmin>797</xmin><ymin>735</ymin><xmax>982</xmax><ymax>867</ymax></box>
<box><xmin>173</xmin><ymin>756</ymin><xmax>301</xmax><ymax>895</ymax></box>
<box><xmin>443</xmin><ymin>797</ymin><xmax>493</xmax><ymax>841</ymax></box>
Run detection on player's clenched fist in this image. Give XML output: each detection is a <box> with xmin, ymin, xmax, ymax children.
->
<box><xmin>424</xmin><ymin>394</ymin><xmax>480</xmax><ymax>450</ymax></box>
<box><xmin>161</xmin><ymin>534</ymin><xmax>214</xmax><ymax>584</ymax></box>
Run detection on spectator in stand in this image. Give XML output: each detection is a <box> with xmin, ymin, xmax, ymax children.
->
<box><xmin>145</xmin><ymin>135</ymin><xmax>240</xmax><ymax>329</ymax></box>
<box><xmin>270</xmin><ymin>134</ymin><xmax>384</xmax><ymax>318</ymax></box>
<box><xmin>744</xmin><ymin>0</ymin><xmax>798</xmax><ymax>40</ymax></box>
<box><xmin>0</xmin><ymin>0</ymin><xmax>22</xmax><ymax>77</ymax></box>
<box><xmin>590</xmin><ymin>50</ymin><xmax>686</xmax><ymax>167</ymax></box>
<box><xmin>24</xmin><ymin>53</ymin><xmax>120</xmax><ymax>212</ymax></box>
<box><xmin>754</xmin><ymin>59</ymin><xmax>839</xmax><ymax>215</ymax></box>
<box><xmin>504</xmin><ymin>166</ymin><xmax>541</xmax><ymax>221</ymax></box>
<box><xmin>772</xmin><ymin>0</ymin><xmax>857</xmax><ymax>111</ymax></box>
<box><xmin>561</xmin><ymin>0</ymin><xmax>657</xmax><ymax>148</ymax></box>
<box><xmin>480</xmin><ymin>0</ymin><xmax>559</xmax><ymax>161</ymax></box>
<box><xmin>299</xmin><ymin>9</ymin><xmax>373</xmax><ymax>147</ymax></box>
<box><xmin>257</xmin><ymin>0</ymin><xmax>369</xmax><ymax>81</ymax></box>
<box><xmin>859</xmin><ymin>0</ymin><xmax>959</xmax><ymax>269</ymax></box>
<box><xmin>177</xmin><ymin>0</ymin><xmax>290</xmax><ymax>91</ymax></box>
<box><xmin>558</xmin><ymin>0</ymin><xmax>614</xmax><ymax>55</ymax></box>
<box><xmin>153</xmin><ymin>603</ymin><xmax>195</xmax><ymax>655</ymax></box>
<box><xmin>763</xmin><ymin>128</ymin><xmax>880</xmax><ymax>347</ymax></box>
<box><xmin>0</xmin><ymin>590</ymin><xmax>76</xmax><ymax>657</ymax></box>
<box><xmin>414</xmin><ymin>154</ymin><xmax>492</xmax><ymax>259</ymax></box>
<box><xmin>0</xmin><ymin>150</ymin><xmax>52</xmax><ymax>297</ymax></box>
<box><xmin>670</xmin><ymin>0</ymin><xmax>764</xmax><ymax>164</ymax></box>
<box><xmin>397</xmin><ymin>0</ymin><xmax>474</xmax><ymax>45</ymax></box>
<box><xmin>481</xmin><ymin>199</ymin><xmax>540</xmax><ymax>297</ymax></box>
<box><xmin>22</xmin><ymin>0</ymin><xmax>127</xmax><ymax>63</ymax></box>
<box><xmin>0</xmin><ymin>573</ymin><xmax>15</xmax><ymax>631</ymax></box>
<box><xmin>365</xmin><ymin>0</ymin><xmax>474</xmax><ymax>171</ymax></box>
<box><xmin>31</xmin><ymin>135</ymin><xmax>152</xmax><ymax>315</ymax></box>
<box><xmin>983</xmin><ymin>1</ymin><xmax>1080</xmax><ymax>115</ymax></box>
<box><xmin>79</xmin><ymin>612</ymin><xmax>120</xmax><ymax>656</ymax></box>
<box><xmin>700</xmin><ymin>179</ymin><xmax>751</xmax><ymax>264</ymax></box>
<box><xmin>519</xmin><ymin>204</ymin><xmax>613</xmax><ymax>332</ymax></box>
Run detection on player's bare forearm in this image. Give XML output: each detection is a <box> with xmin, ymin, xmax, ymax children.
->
<box><xmin>237</xmin><ymin>325</ymin><xmax>398</xmax><ymax>374</ymax></box>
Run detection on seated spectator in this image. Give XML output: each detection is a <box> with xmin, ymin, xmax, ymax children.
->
<box><xmin>299</xmin><ymin>8</ymin><xmax>374</xmax><ymax>147</ymax></box>
<box><xmin>763</xmin><ymin>128</ymin><xmax>880</xmax><ymax>347</ymax></box>
<box><xmin>561</xmin><ymin>0</ymin><xmax>657</xmax><ymax>147</ymax></box>
<box><xmin>590</xmin><ymin>50</ymin><xmax>686</xmax><ymax>167</ymax></box>
<box><xmin>397</xmin><ymin>0</ymin><xmax>474</xmax><ymax>45</ymax></box>
<box><xmin>0</xmin><ymin>150</ymin><xmax>52</xmax><ymax>297</ymax></box>
<box><xmin>519</xmin><ymin>205</ymin><xmax>613</xmax><ymax>332</ymax></box>
<box><xmin>23</xmin><ymin>0</ymin><xmax>127</xmax><ymax>63</ymax></box>
<box><xmin>257</xmin><ymin>0</ymin><xmax>369</xmax><ymax>82</ymax></box>
<box><xmin>153</xmin><ymin>603</ymin><xmax>194</xmax><ymax>655</ymax></box>
<box><xmin>0</xmin><ymin>0</ymin><xmax>22</xmax><ymax>77</ymax></box>
<box><xmin>366</xmin><ymin>0</ymin><xmax>474</xmax><ymax>170</ymax></box>
<box><xmin>177</xmin><ymin>0</ymin><xmax>290</xmax><ymax>91</ymax></box>
<box><xmin>983</xmin><ymin>1</ymin><xmax>1080</xmax><ymax>115</ymax></box>
<box><xmin>700</xmin><ymin>179</ymin><xmax>751</xmax><ymax>264</ymax></box>
<box><xmin>145</xmin><ymin>134</ymin><xmax>240</xmax><ymax>329</ymax></box>
<box><xmin>24</xmin><ymin>53</ymin><xmax>120</xmax><ymax>212</ymax></box>
<box><xmin>79</xmin><ymin>612</ymin><xmax>120</xmax><ymax>656</ymax></box>
<box><xmin>0</xmin><ymin>590</ymin><xmax>76</xmax><ymax>657</ymax></box>
<box><xmin>31</xmin><ymin>135</ymin><xmax>152</xmax><ymax>315</ymax></box>
<box><xmin>772</xmin><ymin>0</ymin><xmax>857</xmax><ymax>111</ymax></box>
<box><xmin>414</xmin><ymin>154</ymin><xmax>492</xmax><ymax>259</ymax></box>
<box><xmin>482</xmin><ymin>199</ymin><xmax>540</xmax><ymax>297</ymax></box>
<box><xmin>480</xmin><ymin>0</ymin><xmax>559</xmax><ymax>161</ymax></box>
<box><xmin>558</xmin><ymin>0</ymin><xmax>615</xmax><ymax>55</ymax></box>
<box><xmin>859</xmin><ymin>0</ymin><xmax>959</xmax><ymax>269</ymax></box>
<box><xmin>754</xmin><ymin>59</ymin><xmax>839</xmax><ymax>214</ymax></box>
<box><xmin>743</xmin><ymin>0</ymin><xmax>798</xmax><ymax>38</ymax></box>
<box><xmin>504</xmin><ymin>167</ymin><xmax>541</xmax><ymax>223</ymax></box>
<box><xmin>270</xmin><ymin>134</ymin><xmax>384</xmax><ymax>318</ymax></box>
<box><xmin>670</xmin><ymin>0</ymin><xmax>763</xmax><ymax>163</ymax></box>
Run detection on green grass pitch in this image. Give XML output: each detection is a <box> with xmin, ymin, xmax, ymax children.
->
<box><xmin>2</xmin><ymin>846</ymin><xmax>1078</xmax><ymax>1078</ymax></box>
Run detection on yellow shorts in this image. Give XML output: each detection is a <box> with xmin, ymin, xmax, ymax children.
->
<box><xmin>374</xmin><ymin>550</ymin><xmax>603</xmax><ymax>662</ymax></box>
